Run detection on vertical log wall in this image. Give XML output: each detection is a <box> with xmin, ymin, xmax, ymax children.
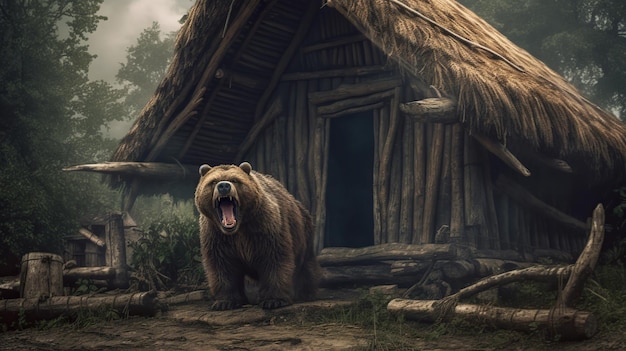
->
<box><xmin>242</xmin><ymin>7</ymin><xmax>585</xmax><ymax>257</ymax></box>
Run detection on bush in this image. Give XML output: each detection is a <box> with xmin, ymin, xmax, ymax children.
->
<box><xmin>128</xmin><ymin>215</ymin><xmax>204</xmax><ymax>291</ymax></box>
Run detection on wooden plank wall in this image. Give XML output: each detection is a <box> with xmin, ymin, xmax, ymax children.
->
<box><xmin>241</xmin><ymin>6</ymin><xmax>586</xmax><ymax>256</ymax></box>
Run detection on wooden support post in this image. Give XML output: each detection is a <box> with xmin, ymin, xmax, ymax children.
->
<box><xmin>19</xmin><ymin>253</ymin><xmax>64</xmax><ymax>299</ymax></box>
<box><xmin>495</xmin><ymin>175</ymin><xmax>588</xmax><ymax>232</ymax></box>
<box><xmin>472</xmin><ymin>134</ymin><xmax>530</xmax><ymax>177</ymax></box>
<box><xmin>105</xmin><ymin>213</ymin><xmax>129</xmax><ymax>289</ymax></box>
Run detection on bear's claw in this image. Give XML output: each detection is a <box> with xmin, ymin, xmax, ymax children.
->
<box><xmin>259</xmin><ymin>298</ymin><xmax>291</xmax><ymax>310</ymax></box>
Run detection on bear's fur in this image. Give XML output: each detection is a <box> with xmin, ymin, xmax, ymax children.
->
<box><xmin>194</xmin><ymin>162</ymin><xmax>321</xmax><ymax>310</ymax></box>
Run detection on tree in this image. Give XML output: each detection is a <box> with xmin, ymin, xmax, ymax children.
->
<box><xmin>460</xmin><ymin>0</ymin><xmax>626</xmax><ymax>117</ymax></box>
<box><xmin>116</xmin><ymin>22</ymin><xmax>176</xmax><ymax>117</ymax></box>
<box><xmin>0</xmin><ymin>0</ymin><xmax>124</xmax><ymax>274</ymax></box>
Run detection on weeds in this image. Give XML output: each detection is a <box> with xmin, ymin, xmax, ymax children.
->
<box><xmin>128</xmin><ymin>215</ymin><xmax>204</xmax><ymax>291</ymax></box>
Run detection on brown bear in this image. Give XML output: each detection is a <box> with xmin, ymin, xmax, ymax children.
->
<box><xmin>194</xmin><ymin>162</ymin><xmax>321</xmax><ymax>310</ymax></box>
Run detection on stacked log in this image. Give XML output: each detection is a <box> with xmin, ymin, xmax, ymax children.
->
<box><xmin>1</xmin><ymin>292</ymin><xmax>160</xmax><ymax>326</ymax></box>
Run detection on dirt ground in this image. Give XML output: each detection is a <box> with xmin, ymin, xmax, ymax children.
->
<box><xmin>1</xmin><ymin>289</ymin><xmax>625</xmax><ymax>351</ymax></box>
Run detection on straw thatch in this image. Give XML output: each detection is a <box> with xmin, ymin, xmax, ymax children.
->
<box><xmin>109</xmin><ymin>0</ymin><xmax>626</xmax><ymax>185</ymax></box>
<box><xmin>329</xmin><ymin>0</ymin><xmax>626</xmax><ymax>179</ymax></box>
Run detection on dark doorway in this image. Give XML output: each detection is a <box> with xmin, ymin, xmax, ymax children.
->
<box><xmin>325</xmin><ymin>111</ymin><xmax>374</xmax><ymax>248</ymax></box>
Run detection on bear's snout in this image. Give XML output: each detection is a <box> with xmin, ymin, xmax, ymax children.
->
<box><xmin>217</xmin><ymin>181</ymin><xmax>232</xmax><ymax>195</ymax></box>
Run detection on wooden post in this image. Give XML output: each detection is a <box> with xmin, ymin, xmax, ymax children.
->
<box><xmin>19</xmin><ymin>252</ymin><xmax>64</xmax><ymax>299</ymax></box>
<box><xmin>105</xmin><ymin>212</ymin><xmax>129</xmax><ymax>289</ymax></box>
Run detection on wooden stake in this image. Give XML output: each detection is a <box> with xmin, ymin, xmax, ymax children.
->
<box><xmin>422</xmin><ymin>123</ymin><xmax>445</xmax><ymax>244</ymax></box>
<box><xmin>560</xmin><ymin>204</ymin><xmax>605</xmax><ymax>307</ymax></box>
<box><xmin>449</xmin><ymin>124</ymin><xmax>465</xmax><ymax>242</ymax></box>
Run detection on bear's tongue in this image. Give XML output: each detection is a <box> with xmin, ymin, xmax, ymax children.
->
<box><xmin>220</xmin><ymin>201</ymin><xmax>236</xmax><ymax>227</ymax></box>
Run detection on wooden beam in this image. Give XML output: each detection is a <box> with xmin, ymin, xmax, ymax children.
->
<box><xmin>494</xmin><ymin>175</ymin><xmax>588</xmax><ymax>232</ymax></box>
<box><xmin>234</xmin><ymin>97</ymin><xmax>283</xmax><ymax>163</ymax></box>
<box><xmin>399</xmin><ymin>97</ymin><xmax>458</xmax><ymax>123</ymax></box>
<box><xmin>78</xmin><ymin>228</ymin><xmax>106</xmax><ymax>247</ymax></box>
<box><xmin>252</xmin><ymin>0</ymin><xmax>319</xmax><ymax>123</ymax></box>
<box><xmin>146</xmin><ymin>0</ymin><xmax>262</xmax><ymax>161</ymax></box>
<box><xmin>317</xmin><ymin>89</ymin><xmax>396</xmax><ymax>116</ymax></box>
<box><xmin>214</xmin><ymin>68</ymin><xmax>265</xmax><ymax>89</ymax></box>
<box><xmin>317</xmin><ymin>102</ymin><xmax>385</xmax><ymax>119</ymax></box>
<box><xmin>317</xmin><ymin>243</ymin><xmax>456</xmax><ymax>266</ymax></box>
<box><xmin>63</xmin><ymin>162</ymin><xmax>198</xmax><ymax>179</ymax></box>
<box><xmin>516</xmin><ymin>148</ymin><xmax>574</xmax><ymax>173</ymax></box>
<box><xmin>472</xmin><ymin>134</ymin><xmax>531</xmax><ymax>177</ymax></box>
<box><xmin>280</xmin><ymin>65</ymin><xmax>390</xmax><ymax>81</ymax></box>
<box><xmin>301</xmin><ymin>33</ymin><xmax>367</xmax><ymax>53</ymax></box>
<box><xmin>308</xmin><ymin>78</ymin><xmax>401</xmax><ymax>105</ymax></box>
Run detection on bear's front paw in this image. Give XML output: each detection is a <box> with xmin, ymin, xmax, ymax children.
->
<box><xmin>211</xmin><ymin>299</ymin><xmax>242</xmax><ymax>311</ymax></box>
<box><xmin>259</xmin><ymin>298</ymin><xmax>291</xmax><ymax>310</ymax></box>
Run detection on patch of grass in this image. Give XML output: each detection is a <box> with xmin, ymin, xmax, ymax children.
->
<box><xmin>578</xmin><ymin>264</ymin><xmax>626</xmax><ymax>330</ymax></box>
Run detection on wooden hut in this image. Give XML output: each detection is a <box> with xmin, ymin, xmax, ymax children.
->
<box><xmin>68</xmin><ymin>0</ymin><xmax>626</xmax><ymax>263</ymax></box>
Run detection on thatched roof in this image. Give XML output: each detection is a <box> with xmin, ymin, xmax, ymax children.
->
<box><xmin>111</xmin><ymin>0</ymin><xmax>626</xmax><ymax>184</ymax></box>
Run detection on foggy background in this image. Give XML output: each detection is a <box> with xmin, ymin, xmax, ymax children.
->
<box><xmin>88</xmin><ymin>0</ymin><xmax>193</xmax><ymax>137</ymax></box>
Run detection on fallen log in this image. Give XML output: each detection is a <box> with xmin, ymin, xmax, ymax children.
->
<box><xmin>387</xmin><ymin>299</ymin><xmax>597</xmax><ymax>340</ymax></box>
<box><xmin>317</xmin><ymin>243</ymin><xmax>456</xmax><ymax>266</ymax></box>
<box><xmin>78</xmin><ymin>228</ymin><xmax>106</xmax><ymax>247</ymax></box>
<box><xmin>320</xmin><ymin>265</ymin><xmax>417</xmax><ymax>287</ymax></box>
<box><xmin>1</xmin><ymin>291</ymin><xmax>159</xmax><ymax>326</ymax></box>
<box><xmin>162</xmin><ymin>290</ymin><xmax>210</xmax><ymax>305</ymax></box>
<box><xmin>63</xmin><ymin>266</ymin><xmax>117</xmax><ymax>285</ymax></box>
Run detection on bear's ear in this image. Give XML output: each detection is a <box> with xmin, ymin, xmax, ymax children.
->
<box><xmin>239</xmin><ymin>162</ymin><xmax>252</xmax><ymax>175</ymax></box>
<box><xmin>199</xmin><ymin>164</ymin><xmax>211</xmax><ymax>176</ymax></box>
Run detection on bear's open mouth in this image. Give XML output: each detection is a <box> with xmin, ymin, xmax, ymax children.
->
<box><xmin>215</xmin><ymin>196</ymin><xmax>238</xmax><ymax>231</ymax></box>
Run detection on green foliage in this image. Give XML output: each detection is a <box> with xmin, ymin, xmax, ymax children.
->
<box><xmin>116</xmin><ymin>22</ymin><xmax>176</xmax><ymax>116</ymax></box>
<box><xmin>460</xmin><ymin>0</ymin><xmax>626</xmax><ymax>117</ymax></box>
<box><xmin>72</xmin><ymin>278</ymin><xmax>107</xmax><ymax>296</ymax></box>
<box><xmin>578</xmin><ymin>264</ymin><xmax>626</xmax><ymax>329</ymax></box>
<box><xmin>0</xmin><ymin>0</ymin><xmax>125</xmax><ymax>273</ymax></box>
<box><xmin>129</xmin><ymin>213</ymin><xmax>203</xmax><ymax>291</ymax></box>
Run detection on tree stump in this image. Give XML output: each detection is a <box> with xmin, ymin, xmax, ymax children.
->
<box><xmin>19</xmin><ymin>252</ymin><xmax>64</xmax><ymax>299</ymax></box>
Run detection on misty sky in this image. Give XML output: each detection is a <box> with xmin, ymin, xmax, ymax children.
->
<box><xmin>87</xmin><ymin>0</ymin><xmax>194</xmax><ymax>137</ymax></box>
<box><xmin>88</xmin><ymin>0</ymin><xmax>193</xmax><ymax>83</ymax></box>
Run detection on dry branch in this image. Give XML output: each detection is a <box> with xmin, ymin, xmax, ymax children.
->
<box><xmin>560</xmin><ymin>204</ymin><xmax>604</xmax><ymax>307</ymax></box>
<box><xmin>443</xmin><ymin>264</ymin><xmax>573</xmax><ymax>302</ymax></box>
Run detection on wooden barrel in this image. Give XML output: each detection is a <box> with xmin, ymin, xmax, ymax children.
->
<box><xmin>19</xmin><ymin>252</ymin><xmax>64</xmax><ymax>299</ymax></box>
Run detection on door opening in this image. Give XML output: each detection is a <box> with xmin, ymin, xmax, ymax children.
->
<box><xmin>324</xmin><ymin>111</ymin><xmax>374</xmax><ymax>248</ymax></box>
